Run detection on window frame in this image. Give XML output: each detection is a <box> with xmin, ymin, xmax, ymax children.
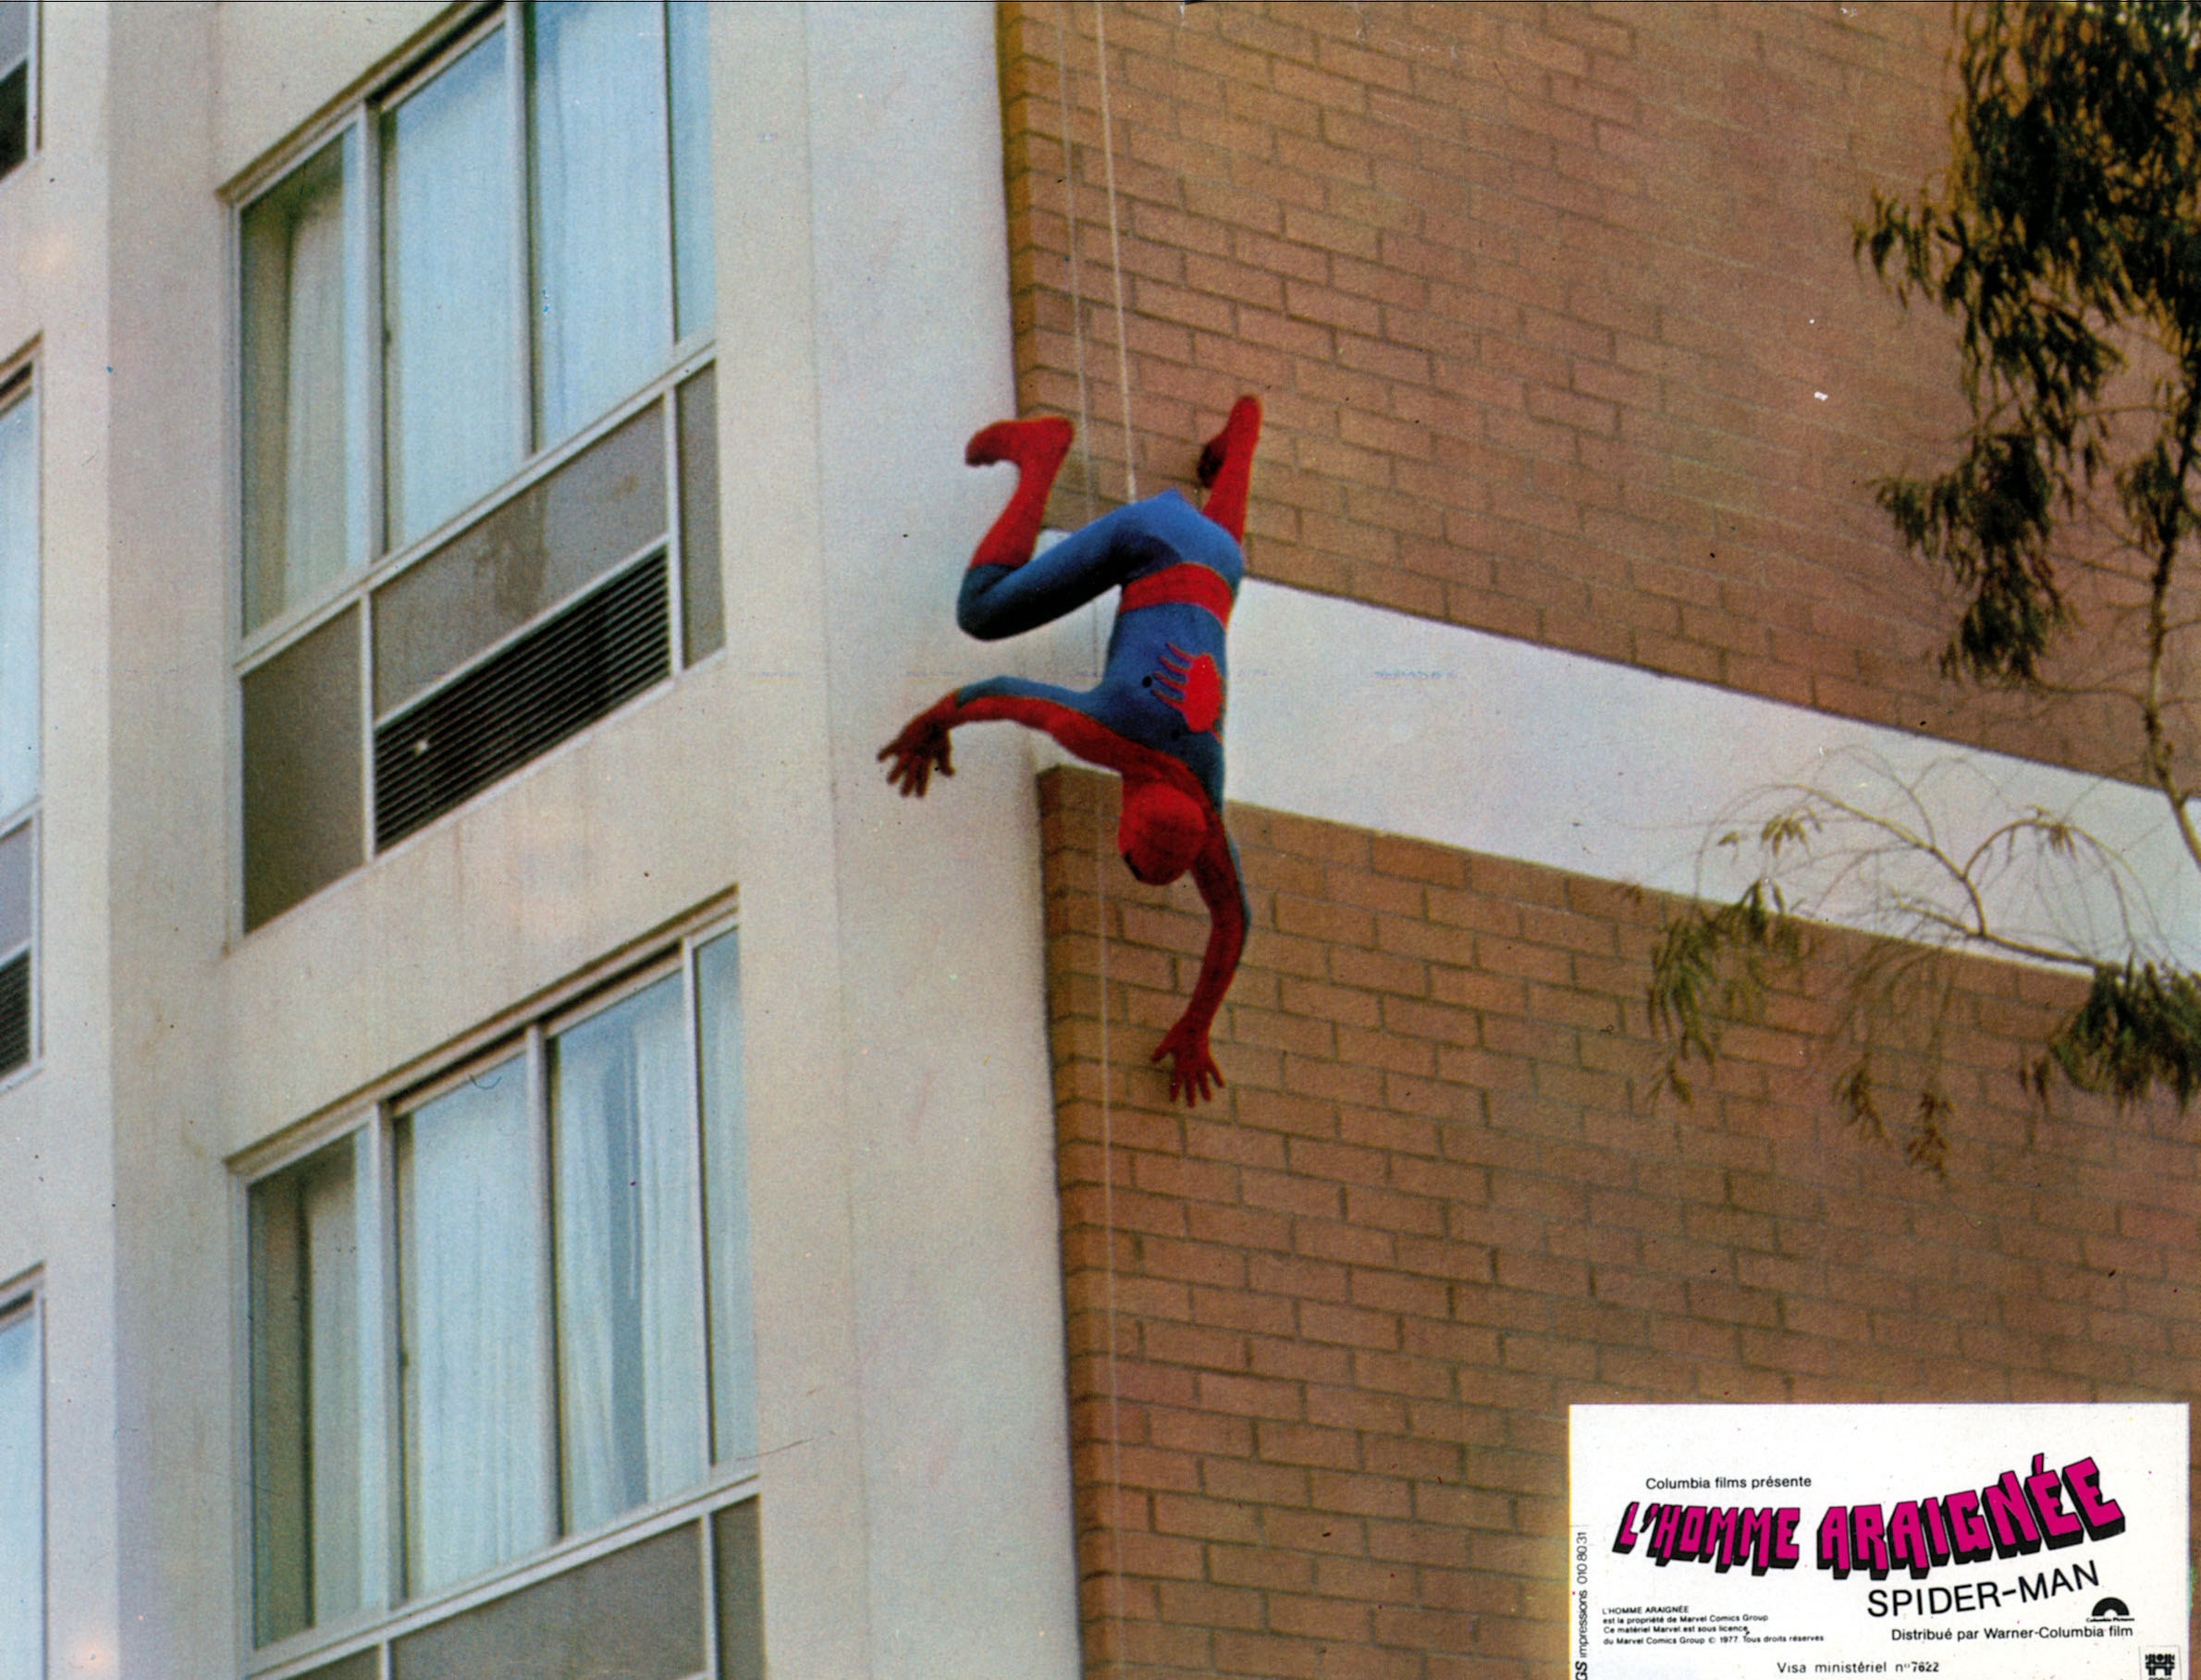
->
<box><xmin>252</xmin><ymin>1485</ymin><xmax>754</xmax><ymax>1680</ymax></box>
<box><xmin>0</xmin><ymin>3</ymin><xmax>40</xmax><ymax>189</ymax></box>
<box><xmin>233</xmin><ymin>901</ymin><xmax>756</xmax><ymax>1678</ymax></box>
<box><xmin>0</xmin><ymin>362</ymin><xmax>39</xmax><ymax>1091</ymax></box>
<box><xmin>227</xmin><ymin>1</ymin><xmax>720</xmax><ymax>934</ymax></box>
<box><xmin>0</xmin><ymin>813</ymin><xmax>35</xmax><ymax>1094</ymax></box>
<box><xmin>0</xmin><ymin>1274</ymin><xmax>44</xmax><ymax>1680</ymax></box>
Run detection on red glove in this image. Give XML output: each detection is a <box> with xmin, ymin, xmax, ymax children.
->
<box><xmin>1152</xmin><ymin>1016</ymin><xmax>1224</xmax><ymax>1107</ymax></box>
<box><xmin>878</xmin><ymin>700</ymin><xmax>957</xmax><ymax>797</ymax></box>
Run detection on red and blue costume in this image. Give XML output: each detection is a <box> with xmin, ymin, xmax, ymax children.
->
<box><xmin>881</xmin><ymin>398</ymin><xmax>1261</xmax><ymax>1104</ymax></box>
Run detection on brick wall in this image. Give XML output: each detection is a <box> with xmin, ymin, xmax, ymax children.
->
<box><xmin>1000</xmin><ymin>1</ymin><xmax>2182</xmax><ymax>782</ymax></box>
<box><xmin>1039</xmin><ymin>766</ymin><xmax>2199</xmax><ymax>1679</ymax></box>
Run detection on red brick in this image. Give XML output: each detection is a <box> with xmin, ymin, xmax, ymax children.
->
<box><xmin>1010</xmin><ymin>0</ymin><xmax>2163</xmax><ymax>779</ymax></box>
<box><xmin>1021</xmin><ymin>10</ymin><xmax>2201</xmax><ymax>1668</ymax></box>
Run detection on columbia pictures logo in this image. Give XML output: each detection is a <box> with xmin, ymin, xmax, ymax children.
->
<box><xmin>2141</xmin><ymin>1649</ymin><xmax>2180</xmax><ymax>1679</ymax></box>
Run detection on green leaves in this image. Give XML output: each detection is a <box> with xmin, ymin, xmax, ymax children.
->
<box><xmin>1647</xmin><ymin>879</ymin><xmax>1804</xmax><ymax>1105</ymax></box>
<box><xmin>1874</xmin><ymin>437</ymin><xmax>2066</xmax><ymax>684</ymax></box>
<box><xmin>1646</xmin><ymin>763</ymin><xmax>2194</xmax><ymax>1171</ymax></box>
<box><xmin>2043</xmin><ymin>961</ymin><xmax>2201</xmax><ymax>1107</ymax></box>
<box><xmin>1654</xmin><ymin>3</ymin><xmax>2201</xmax><ymax>1164</ymax></box>
<box><xmin>1858</xmin><ymin>0</ymin><xmax>2201</xmax><ymax>683</ymax></box>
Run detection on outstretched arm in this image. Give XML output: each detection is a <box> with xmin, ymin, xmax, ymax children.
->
<box><xmin>1150</xmin><ymin>822</ymin><xmax>1249</xmax><ymax>1106</ymax></box>
<box><xmin>879</xmin><ymin>679</ymin><xmax>1133</xmax><ymax>798</ymax></box>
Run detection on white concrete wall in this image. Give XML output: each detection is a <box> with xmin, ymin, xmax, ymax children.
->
<box><xmin>718</xmin><ymin>7</ymin><xmax>1081</xmax><ymax>1674</ymax></box>
<box><xmin>1222</xmin><ymin>583</ymin><xmax>2200</xmax><ymax>969</ymax></box>
<box><xmin>0</xmin><ymin>6</ymin><xmax>123</xmax><ymax>1676</ymax></box>
<box><xmin>89</xmin><ymin>3</ymin><xmax>1079</xmax><ymax>1677</ymax></box>
<box><xmin>106</xmin><ymin>6</ymin><xmax>262</xmax><ymax>1672</ymax></box>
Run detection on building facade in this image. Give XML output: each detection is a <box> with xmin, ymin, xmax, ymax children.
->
<box><xmin>6</xmin><ymin>5</ymin><xmax>1077</xmax><ymax>1677</ymax></box>
<box><xmin>0</xmin><ymin>5</ymin><xmax>2191</xmax><ymax>1680</ymax></box>
<box><xmin>1002</xmin><ymin>5</ymin><xmax>2201</xmax><ymax>1674</ymax></box>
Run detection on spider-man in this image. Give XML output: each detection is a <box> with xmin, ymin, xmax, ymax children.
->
<box><xmin>880</xmin><ymin>397</ymin><xmax>1261</xmax><ymax>1105</ymax></box>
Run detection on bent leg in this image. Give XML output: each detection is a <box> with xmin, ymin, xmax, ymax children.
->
<box><xmin>957</xmin><ymin>496</ymin><xmax>1169</xmax><ymax>641</ymax></box>
<box><xmin>965</xmin><ymin>415</ymin><xmax>1073</xmax><ymax>571</ymax></box>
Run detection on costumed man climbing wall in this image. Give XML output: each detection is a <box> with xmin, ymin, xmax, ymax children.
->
<box><xmin>880</xmin><ymin>397</ymin><xmax>1261</xmax><ymax>1105</ymax></box>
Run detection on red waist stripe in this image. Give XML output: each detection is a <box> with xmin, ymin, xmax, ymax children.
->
<box><xmin>1120</xmin><ymin>563</ymin><xmax>1235</xmax><ymax>627</ymax></box>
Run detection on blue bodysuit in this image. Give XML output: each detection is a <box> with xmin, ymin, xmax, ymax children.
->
<box><xmin>953</xmin><ymin>489</ymin><xmax>1241</xmax><ymax>809</ymax></box>
<box><xmin>881</xmin><ymin>399</ymin><xmax>1262</xmax><ymax>1106</ymax></box>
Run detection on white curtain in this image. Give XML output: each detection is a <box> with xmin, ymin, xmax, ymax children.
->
<box><xmin>248</xmin><ymin>1134</ymin><xmax>385</xmax><ymax>1641</ymax></box>
<box><xmin>696</xmin><ymin>930</ymin><xmax>756</xmax><ymax>1464</ymax></box>
<box><xmin>529</xmin><ymin>0</ymin><xmax>671</xmax><ymax>448</ymax></box>
<box><xmin>0</xmin><ymin>396</ymin><xmax>35</xmax><ymax>821</ymax></box>
<box><xmin>240</xmin><ymin>136</ymin><xmax>353</xmax><ymax>632</ymax></box>
<box><xmin>553</xmin><ymin>973</ymin><xmax>705</xmax><ymax>1531</ymax></box>
<box><xmin>383</xmin><ymin>27</ymin><xmax>520</xmax><ymax>546</ymax></box>
<box><xmin>278</xmin><ymin>166</ymin><xmax>350</xmax><ymax>611</ymax></box>
<box><xmin>302</xmin><ymin>1154</ymin><xmax>366</xmax><ymax>1620</ymax></box>
<box><xmin>0</xmin><ymin>1305</ymin><xmax>39</xmax><ymax>1680</ymax></box>
<box><xmin>400</xmin><ymin>1057</ymin><xmax>551</xmax><ymax>1590</ymax></box>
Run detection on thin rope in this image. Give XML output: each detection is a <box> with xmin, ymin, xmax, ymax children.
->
<box><xmin>1054</xmin><ymin>12</ymin><xmax>1098</xmax><ymax>536</ymax></box>
<box><xmin>1088</xmin><ymin>2</ymin><xmax>1144</xmax><ymax>1663</ymax></box>
<box><xmin>1054</xmin><ymin>6</ymin><xmax>1127</xmax><ymax>1674</ymax></box>
<box><xmin>1093</xmin><ymin>3</ymin><xmax>1139</xmax><ymax>503</ymax></box>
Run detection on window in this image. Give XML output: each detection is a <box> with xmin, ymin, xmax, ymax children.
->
<box><xmin>0</xmin><ymin>374</ymin><xmax>35</xmax><ymax>1080</ymax></box>
<box><xmin>238</xmin><ymin>1</ymin><xmax>720</xmax><ymax>930</ymax></box>
<box><xmin>0</xmin><ymin>1288</ymin><xmax>42</xmax><ymax>1680</ymax></box>
<box><xmin>0</xmin><ymin>5</ymin><xmax>34</xmax><ymax>184</ymax></box>
<box><xmin>245</xmin><ymin>923</ymin><xmax>758</xmax><ymax>1678</ymax></box>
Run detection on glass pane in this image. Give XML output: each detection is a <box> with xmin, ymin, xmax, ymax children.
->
<box><xmin>668</xmin><ymin>1</ymin><xmax>715</xmax><ymax>340</ymax></box>
<box><xmin>712</xmin><ymin>1501</ymin><xmax>763</xmax><ymax>1680</ymax></box>
<box><xmin>676</xmin><ymin>366</ymin><xmax>720</xmax><ymax>662</ymax></box>
<box><xmin>0</xmin><ymin>1304</ymin><xmax>39</xmax><ymax>1680</ymax></box>
<box><xmin>0</xmin><ymin>824</ymin><xmax>24</xmax><ymax>1072</ymax></box>
<box><xmin>371</xmin><ymin>400</ymin><xmax>667</xmax><ymax>715</ymax></box>
<box><xmin>241</xmin><ymin>135</ymin><xmax>360</xmax><ymax>632</ymax></box>
<box><xmin>398</xmin><ymin>1055</ymin><xmax>552</xmax><ymax>1592</ymax></box>
<box><xmin>696</xmin><ymin>931</ymin><xmax>755</xmax><ymax>1464</ymax></box>
<box><xmin>384</xmin><ymin>28</ymin><xmax>521</xmax><ymax>546</ymax></box>
<box><xmin>250</xmin><ymin>1137</ymin><xmax>384</xmax><ymax>1644</ymax></box>
<box><xmin>298</xmin><ymin>1653</ymin><xmax>378</xmax><ymax>1680</ymax></box>
<box><xmin>0</xmin><ymin>950</ymin><xmax>24</xmax><ymax>1075</ymax></box>
<box><xmin>0</xmin><ymin>821</ymin><xmax>27</xmax><ymax>956</ymax></box>
<box><xmin>552</xmin><ymin>974</ymin><xmax>705</xmax><ymax>1533</ymax></box>
<box><xmin>0</xmin><ymin>5</ymin><xmax>27</xmax><ymax>72</ymax></box>
<box><xmin>529</xmin><ymin>0</ymin><xmax>672</xmax><ymax>447</ymax></box>
<box><xmin>0</xmin><ymin>393</ymin><xmax>35</xmax><ymax>821</ymax></box>
<box><xmin>249</xmin><ymin>1172</ymin><xmax>310</xmax><ymax>1641</ymax></box>
<box><xmin>392</xmin><ymin>1522</ymin><xmax>702</xmax><ymax>1680</ymax></box>
<box><xmin>241</xmin><ymin>606</ymin><xmax>364</xmax><ymax>931</ymax></box>
<box><xmin>0</xmin><ymin>62</ymin><xmax>25</xmax><ymax>180</ymax></box>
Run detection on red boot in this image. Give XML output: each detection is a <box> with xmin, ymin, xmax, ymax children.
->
<box><xmin>965</xmin><ymin>415</ymin><xmax>1074</xmax><ymax>570</ymax></box>
<box><xmin>1196</xmin><ymin>396</ymin><xmax>1262</xmax><ymax>544</ymax></box>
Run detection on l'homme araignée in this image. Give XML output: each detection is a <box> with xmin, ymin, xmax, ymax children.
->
<box><xmin>1610</xmin><ymin>1453</ymin><xmax>2124</xmax><ymax>1582</ymax></box>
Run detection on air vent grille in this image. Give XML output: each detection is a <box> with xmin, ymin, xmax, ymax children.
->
<box><xmin>0</xmin><ymin>950</ymin><xmax>27</xmax><ymax>1075</ymax></box>
<box><xmin>374</xmin><ymin>554</ymin><xmax>670</xmax><ymax>850</ymax></box>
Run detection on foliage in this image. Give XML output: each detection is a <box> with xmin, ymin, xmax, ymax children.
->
<box><xmin>1652</xmin><ymin>0</ymin><xmax>2201</xmax><ymax>1164</ymax></box>
<box><xmin>1646</xmin><ymin>875</ymin><xmax>1805</xmax><ymax>1106</ymax></box>
<box><xmin>2038</xmin><ymin>961</ymin><xmax>2201</xmax><ymax>1107</ymax></box>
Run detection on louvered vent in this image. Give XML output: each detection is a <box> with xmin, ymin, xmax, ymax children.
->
<box><xmin>374</xmin><ymin>554</ymin><xmax>670</xmax><ymax>850</ymax></box>
<box><xmin>0</xmin><ymin>950</ymin><xmax>27</xmax><ymax>1075</ymax></box>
